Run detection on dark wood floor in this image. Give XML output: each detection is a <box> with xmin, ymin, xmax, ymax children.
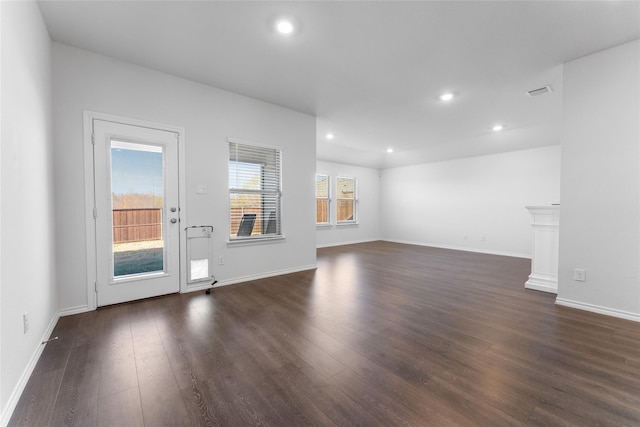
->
<box><xmin>9</xmin><ymin>241</ymin><xmax>640</xmax><ymax>426</ymax></box>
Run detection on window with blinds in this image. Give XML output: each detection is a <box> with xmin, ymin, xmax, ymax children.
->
<box><xmin>316</xmin><ymin>174</ymin><xmax>330</xmax><ymax>224</ymax></box>
<box><xmin>228</xmin><ymin>139</ymin><xmax>282</xmax><ymax>240</ymax></box>
<box><xmin>336</xmin><ymin>176</ymin><xmax>357</xmax><ymax>223</ymax></box>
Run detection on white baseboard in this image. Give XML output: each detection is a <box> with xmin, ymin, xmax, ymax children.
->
<box><xmin>525</xmin><ymin>281</ymin><xmax>558</xmax><ymax>294</ymax></box>
<box><xmin>525</xmin><ymin>275</ymin><xmax>558</xmax><ymax>294</ymax></box>
<box><xmin>183</xmin><ymin>264</ymin><xmax>318</xmax><ymax>293</ymax></box>
<box><xmin>317</xmin><ymin>238</ymin><xmax>379</xmax><ymax>249</ymax></box>
<box><xmin>58</xmin><ymin>304</ymin><xmax>91</xmax><ymax>317</ymax></box>
<box><xmin>0</xmin><ymin>313</ymin><xmax>59</xmax><ymax>427</ymax></box>
<box><xmin>382</xmin><ymin>239</ymin><xmax>531</xmax><ymax>259</ymax></box>
<box><xmin>555</xmin><ymin>298</ymin><xmax>640</xmax><ymax>323</ymax></box>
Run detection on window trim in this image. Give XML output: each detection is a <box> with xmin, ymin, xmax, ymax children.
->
<box><xmin>228</xmin><ymin>138</ymin><xmax>283</xmax><ymax>243</ymax></box>
<box><xmin>227</xmin><ymin>235</ymin><xmax>285</xmax><ymax>247</ymax></box>
<box><xmin>315</xmin><ymin>173</ymin><xmax>331</xmax><ymax>225</ymax></box>
<box><xmin>336</xmin><ymin>175</ymin><xmax>358</xmax><ymax>224</ymax></box>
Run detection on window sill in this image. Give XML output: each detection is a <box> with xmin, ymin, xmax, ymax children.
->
<box><xmin>227</xmin><ymin>235</ymin><xmax>286</xmax><ymax>247</ymax></box>
<box><xmin>316</xmin><ymin>223</ymin><xmax>333</xmax><ymax>228</ymax></box>
<box><xmin>336</xmin><ymin>222</ymin><xmax>359</xmax><ymax>227</ymax></box>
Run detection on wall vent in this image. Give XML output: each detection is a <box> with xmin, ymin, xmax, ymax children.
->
<box><xmin>527</xmin><ymin>85</ymin><xmax>552</xmax><ymax>97</ymax></box>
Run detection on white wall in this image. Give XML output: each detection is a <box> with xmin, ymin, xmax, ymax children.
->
<box><xmin>0</xmin><ymin>1</ymin><xmax>3</xmax><ymax>416</ymax></box>
<box><xmin>316</xmin><ymin>161</ymin><xmax>381</xmax><ymax>247</ymax></box>
<box><xmin>53</xmin><ymin>43</ymin><xmax>316</xmax><ymax>312</ymax></box>
<box><xmin>0</xmin><ymin>1</ymin><xmax>58</xmax><ymax>423</ymax></box>
<box><xmin>557</xmin><ymin>39</ymin><xmax>640</xmax><ymax>321</ymax></box>
<box><xmin>381</xmin><ymin>146</ymin><xmax>561</xmax><ymax>258</ymax></box>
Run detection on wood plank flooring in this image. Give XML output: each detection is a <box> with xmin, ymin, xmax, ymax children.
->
<box><xmin>9</xmin><ymin>241</ymin><xmax>640</xmax><ymax>426</ymax></box>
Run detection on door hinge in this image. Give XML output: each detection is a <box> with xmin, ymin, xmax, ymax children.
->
<box><xmin>94</xmin><ymin>281</ymin><xmax>97</xmax><ymax>293</ymax></box>
<box><xmin>91</xmin><ymin>133</ymin><xmax>95</xmax><ymax>145</ymax></box>
<box><xmin>93</xmin><ymin>207</ymin><xmax>97</xmax><ymax>219</ymax></box>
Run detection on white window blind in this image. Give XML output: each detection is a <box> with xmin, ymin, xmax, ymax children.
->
<box><xmin>228</xmin><ymin>140</ymin><xmax>282</xmax><ymax>239</ymax></box>
<box><xmin>336</xmin><ymin>176</ymin><xmax>357</xmax><ymax>223</ymax></box>
<box><xmin>316</xmin><ymin>174</ymin><xmax>330</xmax><ymax>224</ymax></box>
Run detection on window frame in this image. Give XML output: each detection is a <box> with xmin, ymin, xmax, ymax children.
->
<box><xmin>315</xmin><ymin>174</ymin><xmax>331</xmax><ymax>225</ymax></box>
<box><xmin>228</xmin><ymin>138</ymin><xmax>283</xmax><ymax>243</ymax></box>
<box><xmin>336</xmin><ymin>175</ymin><xmax>358</xmax><ymax>225</ymax></box>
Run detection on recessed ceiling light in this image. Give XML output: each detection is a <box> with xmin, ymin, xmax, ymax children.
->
<box><xmin>439</xmin><ymin>93</ymin><xmax>454</xmax><ymax>101</ymax></box>
<box><xmin>492</xmin><ymin>124</ymin><xmax>504</xmax><ymax>132</ymax></box>
<box><xmin>326</xmin><ymin>133</ymin><xmax>334</xmax><ymax>140</ymax></box>
<box><xmin>276</xmin><ymin>20</ymin><xmax>294</xmax><ymax>35</ymax></box>
<box><xmin>386</xmin><ymin>148</ymin><xmax>394</xmax><ymax>153</ymax></box>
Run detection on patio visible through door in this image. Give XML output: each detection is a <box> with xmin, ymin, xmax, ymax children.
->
<box><xmin>93</xmin><ymin>119</ymin><xmax>180</xmax><ymax>306</ymax></box>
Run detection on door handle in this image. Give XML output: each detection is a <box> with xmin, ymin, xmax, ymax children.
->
<box><xmin>170</xmin><ymin>218</ymin><xmax>177</xmax><ymax>224</ymax></box>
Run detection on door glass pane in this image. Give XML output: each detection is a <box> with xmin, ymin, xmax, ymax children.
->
<box><xmin>111</xmin><ymin>140</ymin><xmax>165</xmax><ymax>277</ymax></box>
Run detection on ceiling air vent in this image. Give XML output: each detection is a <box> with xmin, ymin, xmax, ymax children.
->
<box><xmin>527</xmin><ymin>85</ymin><xmax>552</xmax><ymax>97</ymax></box>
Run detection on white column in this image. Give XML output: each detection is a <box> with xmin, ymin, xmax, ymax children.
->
<box><xmin>525</xmin><ymin>206</ymin><xmax>560</xmax><ymax>294</ymax></box>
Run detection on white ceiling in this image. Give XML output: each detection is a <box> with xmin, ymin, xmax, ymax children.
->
<box><xmin>38</xmin><ymin>1</ymin><xmax>640</xmax><ymax>169</ymax></box>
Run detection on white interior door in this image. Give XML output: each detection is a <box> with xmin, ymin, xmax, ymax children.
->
<box><xmin>93</xmin><ymin>119</ymin><xmax>180</xmax><ymax>306</ymax></box>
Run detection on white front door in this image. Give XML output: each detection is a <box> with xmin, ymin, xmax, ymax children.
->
<box><xmin>93</xmin><ymin>119</ymin><xmax>180</xmax><ymax>306</ymax></box>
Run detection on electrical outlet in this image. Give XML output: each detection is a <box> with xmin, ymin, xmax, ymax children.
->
<box><xmin>463</xmin><ymin>234</ymin><xmax>468</xmax><ymax>240</ymax></box>
<box><xmin>480</xmin><ymin>235</ymin><xmax>486</xmax><ymax>242</ymax></box>
<box><xmin>23</xmin><ymin>313</ymin><xmax>29</xmax><ymax>334</ymax></box>
<box><xmin>218</xmin><ymin>256</ymin><xmax>224</xmax><ymax>265</ymax></box>
<box><xmin>574</xmin><ymin>268</ymin><xmax>586</xmax><ymax>282</ymax></box>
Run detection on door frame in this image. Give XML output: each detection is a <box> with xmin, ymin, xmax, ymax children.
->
<box><xmin>83</xmin><ymin>111</ymin><xmax>187</xmax><ymax>310</ymax></box>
